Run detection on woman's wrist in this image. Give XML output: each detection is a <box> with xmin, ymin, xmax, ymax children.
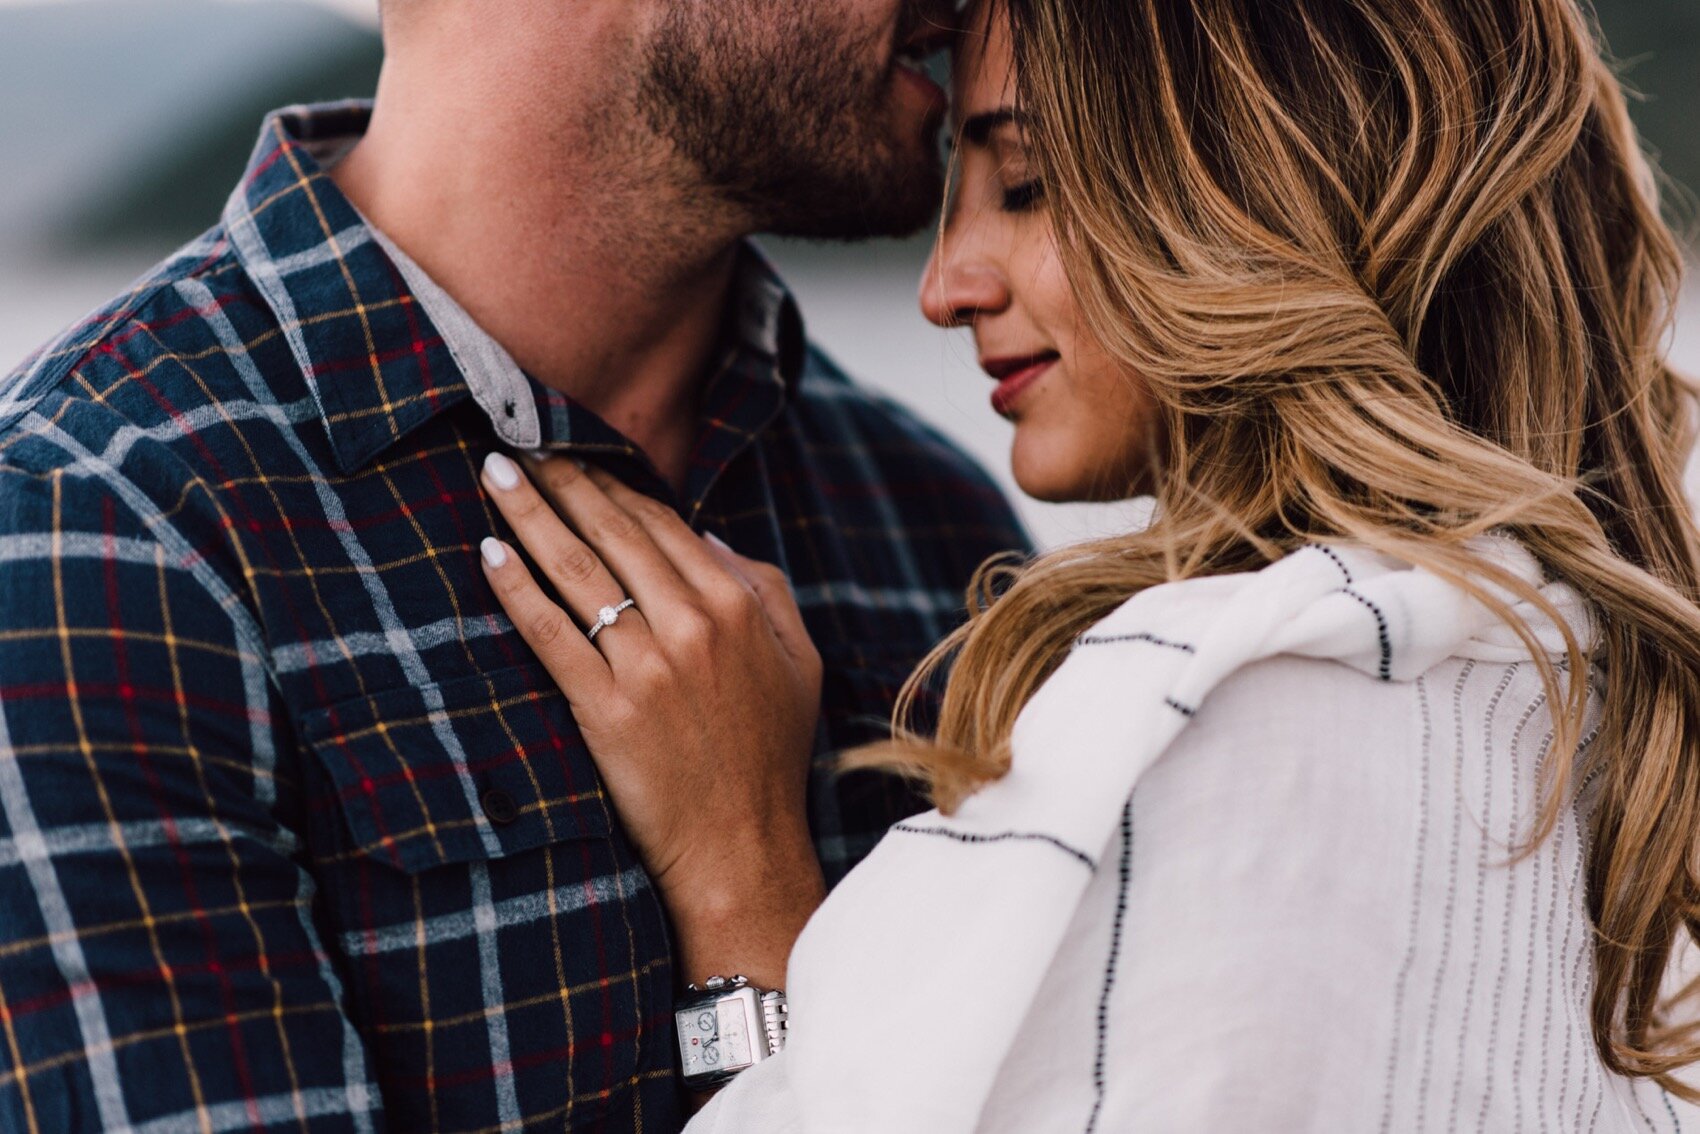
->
<box><xmin>660</xmin><ymin>825</ymin><xmax>826</xmax><ymax>989</ymax></box>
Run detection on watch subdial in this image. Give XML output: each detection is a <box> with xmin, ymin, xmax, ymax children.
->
<box><xmin>702</xmin><ymin>1041</ymin><xmax>721</xmax><ymax>1066</ymax></box>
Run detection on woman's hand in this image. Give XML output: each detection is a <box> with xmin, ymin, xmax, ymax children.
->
<box><xmin>477</xmin><ymin>451</ymin><xmax>826</xmax><ymax>987</ymax></box>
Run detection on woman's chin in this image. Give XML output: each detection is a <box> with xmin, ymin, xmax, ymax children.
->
<box><xmin>1011</xmin><ymin>442</ymin><xmax>1152</xmax><ymax>505</ymax></box>
<box><xmin>1012</xmin><ymin>460</ymin><xmax>1109</xmax><ymax>505</ymax></box>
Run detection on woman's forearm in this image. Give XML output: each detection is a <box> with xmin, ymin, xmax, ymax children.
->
<box><xmin>662</xmin><ymin>824</ymin><xmax>827</xmax><ymax>990</ymax></box>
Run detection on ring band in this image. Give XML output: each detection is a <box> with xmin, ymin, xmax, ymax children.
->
<box><xmin>586</xmin><ymin>599</ymin><xmax>637</xmax><ymax>643</ymax></box>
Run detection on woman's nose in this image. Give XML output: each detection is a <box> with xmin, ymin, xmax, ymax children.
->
<box><xmin>920</xmin><ymin>243</ymin><xmax>1012</xmax><ymax>329</ymax></box>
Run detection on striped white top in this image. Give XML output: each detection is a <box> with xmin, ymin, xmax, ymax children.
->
<box><xmin>693</xmin><ymin>542</ymin><xmax>1700</xmax><ymax>1132</ymax></box>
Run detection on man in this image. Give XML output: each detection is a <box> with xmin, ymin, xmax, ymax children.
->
<box><xmin>0</xmin><ymin>1</ymin><xmax>1026</xmax><ymax>1130</ymax></box>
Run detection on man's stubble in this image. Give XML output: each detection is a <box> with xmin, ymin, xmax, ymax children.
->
<box><xmin>638</xmin><ymin>0</ymin><xmax>945</xmax><ymax>241</ymax></box>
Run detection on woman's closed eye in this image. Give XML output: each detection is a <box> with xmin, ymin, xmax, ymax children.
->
<box><xmin>1000</xmin><ymin>179</ymin><xmax>1045</xmax><ymax>213</ymax></box>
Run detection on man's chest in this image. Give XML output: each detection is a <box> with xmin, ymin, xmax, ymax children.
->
<box><xmin>239</xmin><ymin>416</ymin><xmax>942</xmax><ymax>1127</ymax></box>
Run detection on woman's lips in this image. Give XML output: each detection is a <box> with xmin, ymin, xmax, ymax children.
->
<box><xmin>986</xmin><ymin>355</ymin><xmax>1058</xmax><ymax>418</ymax></box>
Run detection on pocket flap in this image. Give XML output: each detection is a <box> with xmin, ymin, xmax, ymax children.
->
<box><xmin>298</xmin><ymin>664</ymin><xmax>611</xmax><ymax>873</ymax></box>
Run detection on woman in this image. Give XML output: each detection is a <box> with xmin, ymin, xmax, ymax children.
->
<box><xmin>477</xmin><ymin>0</ymin><xmax>1700</xmax><ymax>1127</ymax></box>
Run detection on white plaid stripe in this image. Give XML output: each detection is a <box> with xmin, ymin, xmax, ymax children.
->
<box><xmin>470</xmin><ymin>861</ymin><xmax>524</xmax><ymax>1129</ymax></box>
<box><xmin>340</xmin><ymin>865</ymin><xmax>650</xmax><ymax>957</ymax></box>
<box><xmin>0</xmin><ymin>700</ymin><xmax>134</xmax><ymax>1132</ymax></box>
<box><xmin>128</xmin><ymin>1085</ymin><xmax>380</xmax><ymax>1134</ymax></box>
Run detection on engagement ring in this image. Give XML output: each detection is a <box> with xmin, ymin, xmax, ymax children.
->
<box><xmin>586</xmin><ymin>599</ymin><xmax>637</xmax><ymax>643</ymax></box>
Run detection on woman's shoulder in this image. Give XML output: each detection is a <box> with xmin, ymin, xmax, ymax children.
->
<box><xmin>1114</xmin><ymin>646</ymin><xmax>1568</xmax><ymax>811</ymax></box>
<box><xmin>1029</xmin><ymin>614</ymin><xmax>1575</xmax><ymax>852</ymax></box>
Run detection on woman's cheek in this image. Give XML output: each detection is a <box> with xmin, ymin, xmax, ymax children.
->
<box><xmin>1011</xmin><ymin>396</ymin><xmax>1094</xmax><ymax>502</ymax></box>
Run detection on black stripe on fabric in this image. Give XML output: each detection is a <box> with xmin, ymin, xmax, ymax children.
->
<box><xmin>1074</xmin><ymin>632</ymin><xmax>1196</xmax><ymax>654</ymax></box>
<box><xmin>1446</xmin><ymin>663</ymin><xmax>1517</xmax><ymax>1128</ymax></box>
<box><xmin>1339</xmin><ymin>587</ymin><xmax>1394</xmax><ymax>681</ymax></box>
<box><xmin>1413</xmin><ymin>661</ymin><xmax>1476</xmax><ymax>1133</ymax></box>
<box><xmin>1163</xmin><ymin>697</ymin><xmax>1197</xmax><ymax>717</ymax></box>
<box><xmin>1085</xmin><ymin>799</ymin><xmax>1134</xmax><ymax>1134</ymax></box>
<box><xmin>1379</xmin><ymin>674</ymin><xmax>1434</xmax><ymax>1133</ymax></box>
<box><xmin>1311</xmin><ymin>543</ymin><xmax>1355</xmax><ymax>585</ymax></box>
<box><xmin>1509</xmin><ymin>724</ymin><xmax>1556</xmax><ymax>1134</ymax></box>
<box><xmin>1554</xmin><ymin>719</ymin><xmax>1606</xmax><ymax>1128</ymax></box>
<box><xmin>890</xmin><ymin>824</ymin><xmax>1096</xmax><ymax>871</ymax></box>
<box><xmin>1476</xmin><ymin>678</ymin><xmax>1542</xmax><ymax>1130</ymax></box>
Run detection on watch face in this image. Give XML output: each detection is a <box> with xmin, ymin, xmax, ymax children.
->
<box><xmin>678</xmin><ymin>994</ymin><xmax>756</xmax><ymax>1079</ymax></box>
<box><xmin>716</xmin><ymin>999</ymin><xmax>754</xmax><ymax>1067</ymax></box>
<box><xmin>678</xmin><ymin>1001</ymin><xmax>720</xmax><ymax>1079</ymax></box>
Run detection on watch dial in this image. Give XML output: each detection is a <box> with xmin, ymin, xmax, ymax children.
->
<box><xmin>716</xmin><ymin>1001</ymin><xmax>754</xmax><ymax>1067</ymax></box>
<box><xmin>679</xmin><ymin>994</ymin><xmax>759</xmax><ymax>1077</ymax></box>
<box><xmin>678</xmin><ymin>1001</ymin><xmax>721</xmax><ymax>1077</ymax></box>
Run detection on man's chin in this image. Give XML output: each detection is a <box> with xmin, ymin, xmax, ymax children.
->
<box><xmin>761</xmin><ymin>131</ymin><xmax>945</xmax><ymax>240</ymax></box>
<box><xmin>761</xmin><ymin>170</ymin><xmax>943</xmax><ymax>241</ymax></box>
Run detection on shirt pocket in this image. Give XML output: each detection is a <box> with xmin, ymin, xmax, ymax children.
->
<box><xmin>296</xmin><ymin>662</ymin><xmax>612</xmax><ymax>873</ymax></box>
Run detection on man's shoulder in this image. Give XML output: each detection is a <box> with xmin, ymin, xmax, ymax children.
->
<box><xmin>0</xmin><ymin>229</ymin><xmax>307</xmax><ymax>545</ymax></box>
<box><xmin>0</xmin><ymin>230</ymin><xmax>270</xmax><ymax>448</ymax></box>
<box><xmin>791</xmin><ymin>344</ymin><xmax>1019</xmax><ymax>517</ymax></box>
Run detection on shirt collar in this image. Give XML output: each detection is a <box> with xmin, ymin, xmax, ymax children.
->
<box><xmin>223</xmin><ymin>101</ymin><xmax>473</xmax><ymax>475</ymax></box>
<box><xmin>223</xmin><ymin>102</ymin><xmax>808</xmax><ymax>485</ymax></box>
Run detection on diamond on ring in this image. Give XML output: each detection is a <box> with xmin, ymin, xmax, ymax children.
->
<box><xmin>586</xmin><ymin>598</ymin><xmax>636</xmax><ymax>643</ymax></box>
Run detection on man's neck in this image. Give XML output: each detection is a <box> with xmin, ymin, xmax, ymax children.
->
<box><xmin>330</xmin><ymin>41</ymin><xmax>746</xmax><ymax>494</ymax></box>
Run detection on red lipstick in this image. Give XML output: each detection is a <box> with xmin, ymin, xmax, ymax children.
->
<box><xmin>983</xmin><ymin>353</ymin><xmax>1059</xmax><ymax>418</ymax></box>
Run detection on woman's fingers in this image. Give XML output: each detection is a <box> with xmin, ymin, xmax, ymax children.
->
<box><xmin>584</xmin><ymin>466</ymin><xmax>739</xmax><ymax>595</ymax></box>
<box><xmin>481</xmin><ymin>453</ymin><xmax>652</xmax><ymax>654</ymax></box>
<box><xmin>703</xmin><ymin>534</ymin><xmax>821</xmax><ymax>683</ymax></box>
<box><xmin>479</xmin><ymin>537</ymin><xmax>617</xmax><ymax>709</ymax></box>
<box><xmin>521</xmin><ymin>456</ymin><xmax>697</xmax><ymax>613</ymax></box>
<box><xmin>570</xmin><ymin>466</ymin><xmax>818</xmax><ymax>677</ymax></box>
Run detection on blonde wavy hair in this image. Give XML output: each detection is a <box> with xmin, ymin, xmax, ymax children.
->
<box><xmin>856</xmin><ymin>0</ymin><xmax>1700</xmax><ymax>1092</ymax></box>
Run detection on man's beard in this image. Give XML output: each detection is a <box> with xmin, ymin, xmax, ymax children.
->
<box><xmin>638</xmin><ymin>1</ymin><xmax>945</xmax><ymax>240</ymax></box>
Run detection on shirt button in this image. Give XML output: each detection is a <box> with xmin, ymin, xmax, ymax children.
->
<box><xmin>481</xmin><ymin>788</ymin><xmax>520</xmax><ymax>826</ymax></box>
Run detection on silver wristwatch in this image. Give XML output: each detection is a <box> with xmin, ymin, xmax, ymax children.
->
<box><xmin>675</xmin><ymin>975</ymin><xmax>789</xmax><ymax>1089</ymax></box>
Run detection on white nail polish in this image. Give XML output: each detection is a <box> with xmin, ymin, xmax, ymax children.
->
<box><xmin>484</xmin><ymin>452</ymin><xmax>521</xmax><ymax>490</ymax></box>
<box><xmin>704</xmin><ymin>532</ymin><xmax>733</xmax><ymax>553</ymax></box>
<box><xmin>480</xmin><ymin>537</ymin><xmax>509</xmax><ymax>568</ymax></box>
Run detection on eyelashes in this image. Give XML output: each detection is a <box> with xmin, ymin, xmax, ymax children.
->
<box><xmin>1000</xmin><ymin>180</ymin><xmax>1046</xmax><ymax>213</ymax></box>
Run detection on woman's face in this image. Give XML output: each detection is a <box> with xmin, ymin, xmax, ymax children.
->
<box><xmin>920</xmin><ymin>5</ymin><xmax>1156</xmax><ymax>503</ymax></box>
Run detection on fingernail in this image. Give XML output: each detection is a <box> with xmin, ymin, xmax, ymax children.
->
<box><xmin>525</xmin><ymin>449</ymin><xmax>551</xmax><ymax>463</ymax></box>
<box><xmin>704</xmin><ymin>532</ymin><xmax>733</xmax><ymax>553</ymax></box>
<box><xmin>484</xmin><ymin>452</ymin><xmax>521</xmax><ymax>491</ymax></box>
<box><xmin>480</xmin><ymin>537</ymin><xmax>509</xmax><ymax>568</ymax></box>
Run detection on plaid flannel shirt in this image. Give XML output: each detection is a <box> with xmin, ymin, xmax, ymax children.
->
<box><xmin>0</xmin><ymin>103</ymin><xmax>1028</xmax><ymax>1133</ymax></box>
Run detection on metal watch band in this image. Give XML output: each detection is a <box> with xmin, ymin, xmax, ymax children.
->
<box><xmin>684</xmin><ymin>975</ymin><xmax>789</xmax><ymax>1058</ymax></box>
<box><xmin>759</xmin><ymin>987</ymin><xmax>789</xmax><ymax>1056</ymax></box>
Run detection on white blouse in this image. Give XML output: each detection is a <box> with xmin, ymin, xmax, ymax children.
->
<box><xmin>691</xmin><ymin>542</ymin><xmax>1700</xmax><ymax>1132</ymax></box>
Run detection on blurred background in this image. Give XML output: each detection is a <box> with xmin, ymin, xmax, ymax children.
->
<box><xmin>2</xmin><ymin>0</ymin><xmax>1697</xmax><ymax>547</ymax></box>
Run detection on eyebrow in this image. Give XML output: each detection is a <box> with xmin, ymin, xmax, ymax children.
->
<box><xmin>960</xmin><ymin>107</ymin><xmax>1021</xmax><ymax>147</ymax></box>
